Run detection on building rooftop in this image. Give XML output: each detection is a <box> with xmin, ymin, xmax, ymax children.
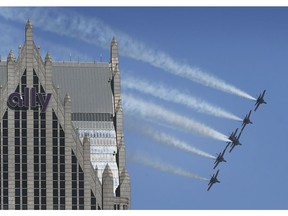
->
<box><xmin>0</xmin><ymin>61</ymin><xmax>114</xmax><ymax>114</ymax></box>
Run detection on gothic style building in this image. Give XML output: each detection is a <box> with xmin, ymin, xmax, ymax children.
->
<box><xmin>0</xmin><ymin>20</ymin><xmax>130</xmax><ymax>210</ymax></box>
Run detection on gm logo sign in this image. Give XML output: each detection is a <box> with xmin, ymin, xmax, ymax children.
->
<box><xmin>8</xmin><ymin>87</ymin><xmax>52</xmax><ymax>112</ymax></box>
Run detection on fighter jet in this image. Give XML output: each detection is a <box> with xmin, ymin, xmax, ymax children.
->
<box><xmin>227</xmin><ymin>128</ymin><xmax>238</xmax><ymax>146</ymax></box>
<box><xmin>254</xmin><ymin>90</ymin><xmax>267</xmax><ymax>111</ymax></box>
<box><xmin>228</xmin><ymin>128</ymin><xmax>242</xmax><ymax>153</ymax></box>
<box><xmin>241</xmin><ymin>110</ymin><xmax>253</xmax><ymax>132</ymax></box>
<box><xmin>207</xmin><ymin>169</ymin><xmax>220</xmax><ymax>191</ymax></box>
<box><xmin>213</xmin><ymin>143</ymin><xmax>229</xmax><ymax>169</ymax></box>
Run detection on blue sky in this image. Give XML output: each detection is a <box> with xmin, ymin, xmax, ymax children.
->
<box><xmin>0</xmin><ymin>7</ymin><xmax>287</xmax><ymax>210</ymax></box>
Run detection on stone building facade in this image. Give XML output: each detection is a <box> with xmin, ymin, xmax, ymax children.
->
<box><xmin>0</xmin><ymin>20</ymin><xmax>130</xmax><ymax>210</ymax></box>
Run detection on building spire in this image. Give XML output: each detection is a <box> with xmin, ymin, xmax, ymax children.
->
<box><xmin>111</xmin><ymin>36</ymin><xmax>117</xmax><ymax>45</ymax></box>
<box><xmin>45</xmin><ymin>52</ymin><xmax>52</xmax><ymax>63</ymax></box>
<box><xmin>25</xmin><ymin>19</ymin><xmax>33</xmax><ymax>43</ymax></box>
<box><xmin>25</xmin><ymin>19</ymin><xmax>32</xmax><ymax>30</ymax></box>
<box><xmin>7</xmin><ymin>50</ymin><xmax>14</xmax><ymax>62</ymax></box>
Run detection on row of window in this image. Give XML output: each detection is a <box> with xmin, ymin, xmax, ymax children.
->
<box><xmin>78</xmin><ymin>130</ymin><xmax>116</xmax><ymax>138</ymax></box>
<box><xmin>1</xmin><ymin>111</ymin><xmax>9</xmax><ymax>209</ymax></box>
<box><xmin>52</xmin><ymin>111</ymin><xmax>66</xmax><ymax>210</ymax></box>
<box><xmin>33</xmin><ymin>75</ymin><xmax>47</xmax><ymax>210</ymax></box>
<box><xmin>72</xmin><ymin>113</ymin><xmax>112</xmax><ymax>122</ymax></box>
<box><xmin>114</xmin><ymin>204</ymin><xmax>128</xmax><ymax>210</ymax></box>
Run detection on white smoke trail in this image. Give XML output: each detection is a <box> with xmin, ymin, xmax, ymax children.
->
<box><xmin>128</xmin><ymin>152</ymin><xmax>209</xmax><ymax>181</ymax></box>
<box><xmin>122</xmin><ymin>94</ymin><xmax>230</xmax><ymax>142</ymax></box>
<box><xmin>0</xmin><ymin>8</ymin><xmax>255</xmax><ymax>100</ymax></box>
<box><xmin>143</xmin><ymin>128</ymin><xmax>216</xmax><ymax>159</ymax></box>
<box><xmin>122</xmin><ymin>76</ymin><xmax>242</xmax><ymax>121</ymax></box>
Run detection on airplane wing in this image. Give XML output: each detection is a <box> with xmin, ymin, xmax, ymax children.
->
<box><xmin>223</xmin><ymin>143</ymin><xmax>229</xmax><ymax>152</ymax></box>
<box><xmin>229</xmin><ymin>144</ymin><xmax>236</xmax><ymax>153</ymax></box>
<box><xmin>262</xmin><ymin>90</ymin><xmax>266</xmax><ymax>98</ymax></box>
<box><xmin>254</xmin><ymin>103</ymin><xmax>260</xmax><ymax>111</ymax></box>
<box><xmin>237</xmin><ymin>129</ymin><xmax>243</xmax><ymax>140</ymax></box>
<box><xmin>215</xmin><ymin>170</ymin><xmax>220</xmax><ymax>178</ymax></box>
<box><xmin>207</xmin><ymin>183</ymin><xmax>214</xmax><ymax>191</ymax></box>
<box><xmin>207</xmin><ymin>184</ymin><xmax>213</xmax><ymax>191</ymax></box>
<box><xmin>248</xmin><ymin>110</ymin><xmax>252</xmax><ymax>118</ymax></box>
<box><xmin>240</xmin><ymin>124</ymin><xmax>246</xmax><ymax>134</ymax></box>
<box><xmin>213</xmin><ymin>161</ymin><xmax>219</xmax><ymax>169</ymax></box>
<box><xmin>233</xmin><ymin>128</ymin><xmax>238</xmax><ymax>137</ymax></box>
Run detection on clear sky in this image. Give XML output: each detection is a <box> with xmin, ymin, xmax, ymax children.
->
<box><xmin>0</xmin><ymin>7</ymin><xmax>287</xmax><ymax>210</ymax></box>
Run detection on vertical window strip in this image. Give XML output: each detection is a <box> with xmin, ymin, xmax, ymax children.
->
<box><xmin>21</xmin><ymin>110</ymin><xmax>27</xmax><ymax>210</ymax></box>
<box><xmin>40</xmin><ymin>106</ymin><xmax>46</xmax><ymax>210</ymax></box>
<box><xmin>78</xmin><ymin>166</ymin><xmax>84</xmax><ymax>210</ymax></box>
<box><xmin>71</xmin><ymin>150</ymin><xmax>77</xmax><ymax>210</ymax></box>
<box><xmin>3</xmin><ymin>110</ymin><xmax>8</xmax><ymax>209</ymax></box>
<box><xmin>91</xmin><ymin>191</ymin><xmax>96</xmax><ymax>210</ymax></box>
<box><xmin>15</xmin><ymin>110</ymin><xmax>21</xmax><ymax>210</ymax></box>
<box><xmin>52</xmin><ymin>111</ymin><xmax>58</xmax><ymax>210</ymax></box>
<box><xmin>59</xmin><ymin>125</ymin><xmax>65</xmax><ymax>210</ymax></box>
<box><xmin>33</xmin><ymin>71</ymin><xmax>40</xmax><ymax>210</ymax></box>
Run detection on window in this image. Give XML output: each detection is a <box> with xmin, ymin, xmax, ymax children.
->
<box><xmin>72</xmin><ymin>151</ymin><xmax>78</xmax><ymax>210</ymax></box>
<box><xmin>91</xmin><ymin>191</ymin><xmax>97</xmax><ymax>210</ymax></box>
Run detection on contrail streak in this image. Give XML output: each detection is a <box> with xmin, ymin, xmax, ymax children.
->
<box><xmin>0</xmin><ymin>8</ymin><xmax>255</xmax><ymax>100</ymax></box>
<box><xmin>128</xmin><ymin>152</ymin><xmax>209</xmax><ymax>181</ymax></box>
<box><xmin>143</xmin><ymin>128</ymin><xmax>216</xmax><ymax>159</ymax></box>
<box><xmin>122</xmin><ymin>76</ymin><xmax>242</xmax><ymax>121</ymax></box>
<box><xmin>122</xmin><ymin>94</ymin><xmax>230</xmax><ymax>142</ymax></box>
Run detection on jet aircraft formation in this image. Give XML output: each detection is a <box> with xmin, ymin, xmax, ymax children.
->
<box><xmin>207</xmin><ymin>90</ymin><xmax>266</xmax><ymax>191</ymax></box>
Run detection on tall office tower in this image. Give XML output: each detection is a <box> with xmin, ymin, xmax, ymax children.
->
<box><xmin>0</xmin><ymin>20</ymin><xmax>130</xmax><ymax>210</ymax></box>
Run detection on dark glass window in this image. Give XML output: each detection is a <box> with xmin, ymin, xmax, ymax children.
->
<box><xmin>53</xmin><ymin>181</ymin><xmax>58</xmax><ymax>188</ymax></box>
<box><xmin>60</xmin><ymin>156</ymin><xmax>65</xmax><ymax>163</ymax></box>
<box><xmin>22</xmin><ymin>120</ymin><xmax>27</xmax><ymax>128</ymax></box>
<box><xmin>60</xmin><ymin>147</ymin><xmax>65</xmax><ymax>155</ymax></box>
<box><xmin>22</xmin><ymin>129</ymin><xmax>27</xmax><ymax>137</ymax></box>
<box><xmin>22</xmin><ymin>147</ymin><xmax>27</xmax><ymax>155</ymax></box>
<box><xmin>60</xmin><ymin>173</ymin><xmax>65</xmax><ymax>181</ymax></box>
<box><xmin>3</xmin><ymin>128</ymin><xmax>8</xmax><ymax>137</ymax></box>
<box><xmin>15</xmin><ymin>120</ymin><xmax>20</xmax><ymax>128</ymax></box>
<box><xmin>15</xmin><ymin>164</ymin><xmax>20</xmax><ymax>172</ymax></box>
<box><xmin>72</xmin><ymin>189</ymin><xmax>77</xmax><ymax>197</ymax></box>
<box><xmin>72</xmin><ymin>181</ymin><xmax>77</xmax><ymax>188</ymax></box>
<box><xmin>41</xmin><ymin>164</ymin><xmax>46</xmax><ymax>171</ymax></box>
<box><xmin>53</xmin><ymin>189</ymin><xmax>58</xmax><ymax>197</ymax></box>
<box><xmin>79</xmin><ymin>190</ymin><xmax>84</xmax><ymax>197</ymax></box>
<box><xmin>72</xmin><ymin>173</ymin><xmax>77</xmax><ymax>180</ymax></box>
<box><xmin>60</xmin><ymin>165</ymin><xmax>65</xmax><ymax>172</ymax></box>
<box><xmin>41</xmin><ymin>121</ymin><xmax>46</xmax><ymax>128</ymax></box>
<box><xmin>15</xmin><ymin>129</ymin><xmax>20</xmax><ymax>137</ymax></box>
<box><xmin>60</xmin><ymin>189</ymin><xmax>65</xmax><ymax>196</ymax></box>
<box><xmin>53</xmin><ymin>130</ymin><xmax>58</xmax><ymax>137</ymax></box>
<box><xmin>34</xmin><ymin>181</ymin><xmax>39</xmax><ymax>188</ymax></box>
<box><xmin>22</xmin><ymin>111</ymin><xmax>27</xmax><ymax>119</ymax></box>
<box><xmin>72</xmin><ymin>198</ymin><xmax>77</xmax><ymax>205</ymax></box>
<box><xmin>22</xmin><ymin>189</ymin><xmax>27</xmax><ymax>196</ymax></box>
<box><xmin>34</xmin><ymin>129</ymin><xmax>39</xmax><ymax>137</ymax></box>
<box><xmin>60</xmin><ymin>129</ymin><xmax>64</xmax><ymax>138</ymax></box>
<box><xmin>22</xmin><ymin>181</ymin><xmax>27</xmax><ymax>188</ymax></box>
<box><xmin>15</xmin><ymin>146</ymin><xmax>20</xmax><ymax>154</ymax></box>
<box><xmin>60</xmin><ymin>181</ymin><xmax>65</xmax><ymax>188</ymax></box>
<box><xmin>91</xmin><ymin>191</ymin><xmax>97</xmax><ymax>210</ymax></box>
<box><xmin>53</xmin><ymin>174</ymin><xmax>58</xmax><ymax>181</ymax></box>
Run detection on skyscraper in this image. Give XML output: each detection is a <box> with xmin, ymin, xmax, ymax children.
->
<box><xmin>0</xmin><ymin>20</ymin><xmax>130</xmax><ymax>210</ymax></box>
